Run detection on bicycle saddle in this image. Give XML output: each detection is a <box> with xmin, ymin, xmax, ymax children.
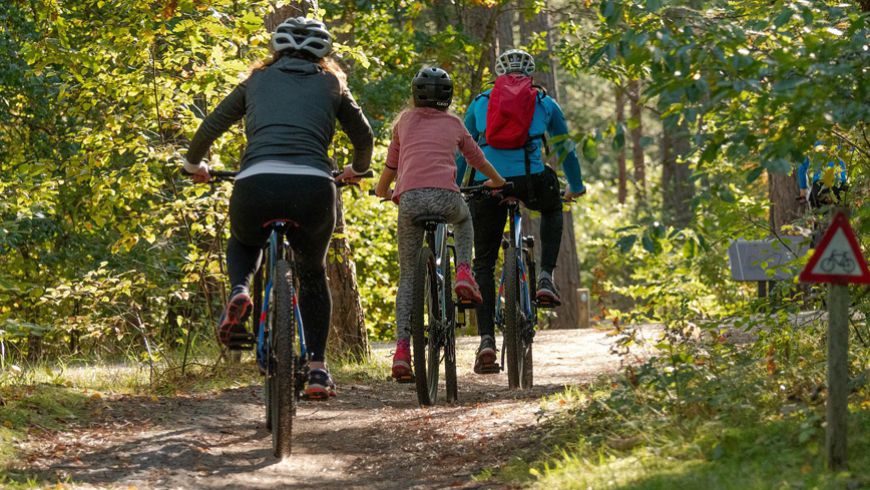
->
<box><xmin>412</xmin><ymin>214</ymin><xmax>448</xmax><ymax>226</ymax></box>
<box><xmin>499</xmin><ymin>196</ymin><xmax>522</xmax><ymax>206</ymax></box>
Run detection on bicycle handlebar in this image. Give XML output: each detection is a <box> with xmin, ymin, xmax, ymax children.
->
<box><xmin>182</xmin><ymin>168</ymin><xmax>373</xmax><ymax>186</ymax></box>
<box><xmin>459</xmin><ymin>182</ymin><xmax>515</xmax><ymax>195</ymax></box>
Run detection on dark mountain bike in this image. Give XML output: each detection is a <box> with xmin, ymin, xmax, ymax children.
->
<box><xmin>408</xmin><ymin>213</ymin><xmax>466</xmax><ymax>406</ymax></box>
<box><xmin>206</xmin><ymin>169</ymin><xmax>370</xmax><ymax>458</ymax></box>
<box><xmin>465</xmin><ymin>184</ymin><xmax>537</xmax><ymax>390</ymax></box>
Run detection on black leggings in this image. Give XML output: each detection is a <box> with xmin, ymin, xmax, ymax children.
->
<box><xmin>469</xmin><ymin>166</ymin><xmax>563</xmax><ymax>338</ymax></box>
<box><xmin>228</xmin><ymin>174</ymin><xmax>336</xmax><ymax>362</ymax></box>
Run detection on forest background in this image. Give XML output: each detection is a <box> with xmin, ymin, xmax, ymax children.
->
<box><xmin>1</xmin><ymin>0</ymin><xmax>869</xmax><ymax>485</ymax></box>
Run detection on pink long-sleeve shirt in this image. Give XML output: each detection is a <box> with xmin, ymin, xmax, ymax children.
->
<box><xmin>387</xmin><ymin>107</ymin><xmax>488</xmax><ymax>202</ymax></box>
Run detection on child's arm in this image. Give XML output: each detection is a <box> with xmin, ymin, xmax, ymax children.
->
<box><xmin>476</xmin><ymin>160</ymin><xmax>506</xmax><ymax>188</ymax></box>
<box><xmin>457</xmin><ymin>124</ymin><xmax>505</xmax><ymax>188</ymax></box>
<box><xmin>375</xmin><ymin>166</ymin><xmax>396</xmax><ymax>199</ymax></box>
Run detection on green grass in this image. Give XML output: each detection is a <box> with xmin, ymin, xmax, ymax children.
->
<box><xmin>489</xmin><ymin>368</ymin><xmax>870</xmax><ymax>490</ymax></box>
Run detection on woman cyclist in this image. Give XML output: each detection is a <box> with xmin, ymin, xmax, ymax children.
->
<box><xmin>181</xmin><ymin>17</ymin><xmax>373</xmax><ymax>399</ymax></box>
<box><xmin>375</xmin><ymin>67</ymin><xmax>505</xmax><ymax>381</ymax></box>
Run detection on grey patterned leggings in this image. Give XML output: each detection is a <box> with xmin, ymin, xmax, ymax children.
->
<box><xmin>396</xmin><ymin>188</ymin><xmax>473</xmax><ymax>340</ymax></box>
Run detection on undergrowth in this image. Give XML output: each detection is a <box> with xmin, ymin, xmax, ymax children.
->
<box><xmin>489</xmin><ymin>317</ymin><xmax>870</xmax><ymax>489</ymax></box>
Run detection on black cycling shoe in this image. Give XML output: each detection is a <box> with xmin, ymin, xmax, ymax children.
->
<box><xmin>535</xmin><ymin>276</ymin><xmax>562</xmax><ymax>308</ymax></box>
<box><xmin>474</xmin><ymin>335</ymin><xmax>499</xmax><ymax>374</ymax></box>
<box><xmin>303</xmin><ymin>368</ymin><xmax>336</xmax><ymax>400</ymax></box>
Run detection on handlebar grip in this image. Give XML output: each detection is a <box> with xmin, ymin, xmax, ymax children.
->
<box><xmin>333</xmin><ymin>169</ymin><xmax>374</xmax><ymax>179</ymax></box>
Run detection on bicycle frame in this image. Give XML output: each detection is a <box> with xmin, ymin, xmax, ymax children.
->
<box><xmin>256</xmin><ymin>224</ymin><xmax>307</xmax><ymax>375</ymax></box>
<box><xmin>495</xmin><ymin>205</ymin><xmax>535</xmax><ymax>328</ymax></box>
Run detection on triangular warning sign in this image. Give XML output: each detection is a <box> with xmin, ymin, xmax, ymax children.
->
<box><xmin>800</xmin><ymin>211</ymin><xmax>870</xmax><ymax>284</ymax></box>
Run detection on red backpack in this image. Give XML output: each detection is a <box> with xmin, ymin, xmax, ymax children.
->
<box><xmin>485</xmin><ymin>74</ymin><xmax>538</xmax><ymax>149</ymax></box>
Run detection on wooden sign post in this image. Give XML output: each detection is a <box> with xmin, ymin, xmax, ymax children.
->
<box><xmin>799</xmin><ymin>211</ymin><xmax>870</xmax><ymax>471</ymax></box>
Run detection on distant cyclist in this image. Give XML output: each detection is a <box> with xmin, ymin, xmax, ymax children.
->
<box><xmin>181</xmin><ymin>17</ymin><xmax>373</xmax><ymax>399</ymax></box>
<box><xmin>374</xmin><ymin>67</ymin><xmax>506</xmax><ymax>382</ymax></box>
<box><xmin>457</xmin><ymin>49</ymin><xmax>586</xmax><ymax>374</ymax></box>
<box><xmin>797</xmin><ymin>141</ymin><xmax>848</xmax><ymax>208</ymax></box>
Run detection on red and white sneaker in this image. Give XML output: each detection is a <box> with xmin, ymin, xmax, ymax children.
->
<box><xmin>392</xmin><ymin>338</ymin><xmax>413</xmax><ymax>383</ymax></box>
<box><xmin>454</xmin><ymin>263</ymin><xmax>483</xmax><ymax>304</ymax></box>
<box><xmin>217</xmin><ymin>290</ymin><xmax>253</xmax><ymax>348</ymax></box>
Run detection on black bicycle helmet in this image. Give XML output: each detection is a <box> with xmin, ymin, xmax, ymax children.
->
<box><xmin>412</xmin><ymin>67</ymin><xmax>453</xmax><ymax>109</ymax></box>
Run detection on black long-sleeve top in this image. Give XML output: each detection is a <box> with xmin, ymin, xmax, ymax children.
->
<box><xmin>186</xmin><ymin>56</ymin><xmax>373</xmax><ymax>175</ymax></box>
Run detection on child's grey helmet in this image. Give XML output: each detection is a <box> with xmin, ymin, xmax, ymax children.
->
<box><xmin>412</xmin><ymin>67</ymin><xmax>453</xmax><ymax>109</ymax></box>
<box><xmin>495</xmin><ymin>49</ymin><xmax>535</xmax><ymax>76</ymax></box>
<box><xmin>271</xmin><ymin>17</ymin><xmax>332</xmax><ymax>59</ymax></box>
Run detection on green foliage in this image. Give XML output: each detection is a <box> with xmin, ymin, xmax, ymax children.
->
<box><xmin>491</xmin><ymin>317</ymin><xmax>870</xmax><ymax>488</ymax></box>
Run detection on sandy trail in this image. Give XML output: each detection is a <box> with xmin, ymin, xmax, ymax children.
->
<box><xmin>19</xmin><ymin>328</ymin><xmax>655</xmax><ymax>489</ymax></box>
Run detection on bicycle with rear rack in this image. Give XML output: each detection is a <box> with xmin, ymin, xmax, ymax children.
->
<box><xmin>204</xmin><ymin>168</ymin><xmax>370</xmax><ymax>458</ymax></box>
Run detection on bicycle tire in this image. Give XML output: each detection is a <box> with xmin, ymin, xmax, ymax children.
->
<box><xmin>503</xmin><ymin>247</ymin><xmax>521</xmax><ymax>389</ymax></box>
<box><xmin>520</xmin><ymin>250</ymin><xmax>535</xmax><ymax>390</ymax></box>
<box><xmin>444</xmin><ymin>252</ymin><xmax>458</xmax><ymax>403</ymax></box>
<box><xmin>271</xmin><ymin>260</ymin><xmax>295</xmax><ymax>458</ymax></box>
<box><xmin>411</xmin><ymin>246</ymin><xmax>438</xmax><ymax>406</ymax></box>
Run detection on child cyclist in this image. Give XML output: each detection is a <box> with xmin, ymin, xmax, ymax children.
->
<box><xmin>375</xmin><ymin>67</ymin><xmax>506</xmax><ymax>381</ymax></box>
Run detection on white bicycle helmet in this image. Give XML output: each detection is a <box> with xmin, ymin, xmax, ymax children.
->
<box><xmin>495</xmin><ymin>49</ymin><xmax>536</xmax><ymax>76</ymax></box>
<box><xmin>271</xmin><ymin>17</ymin><xmax>332</xmax><ymax>59</ymax></box>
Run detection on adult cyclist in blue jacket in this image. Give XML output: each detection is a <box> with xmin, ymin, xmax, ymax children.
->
<box><xmin>456</xmin><ymin>49</ymin><xmax>586</xmax><ymax>374</ymax></box>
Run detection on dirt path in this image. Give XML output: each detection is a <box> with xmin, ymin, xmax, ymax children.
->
<box><xmin>19</xmin><ymin>328</ymin><xmax>655</xmax><ymax>489</ymax></box>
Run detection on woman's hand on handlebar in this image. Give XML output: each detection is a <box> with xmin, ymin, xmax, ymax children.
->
<box><xmin>182</xmin><ymin>158</ymin><xmax>211</xmax><ymax>183</ymax></box>
<box><xmin>335</xmin><ymin>164</ymin><xmax>368</xmax><ymax>185</ymax></box>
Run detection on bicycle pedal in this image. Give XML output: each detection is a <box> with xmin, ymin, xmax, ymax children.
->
<box><xmin>457</xmin><ymin>300</ymin><xmax>477</xmax><ymax>310</ymax></box>
<box><xmin>394</xmin><ymin>374</ymin><xmax>415</xmax><ymax>384</ymax></box>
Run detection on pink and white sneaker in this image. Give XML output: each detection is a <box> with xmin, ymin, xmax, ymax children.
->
<box><xmin>454</xmin><ymin>263</ymin><xmax>483</xmax><ymax>304</ymax></box>
<box><xmin>392</xmin><ymin>338</ymin><xmax>413</xmax><ymax>383</ymax></box>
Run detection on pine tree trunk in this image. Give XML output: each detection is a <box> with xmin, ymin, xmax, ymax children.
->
<box><xmin>496</xmin><ymin>4</ymin><xmax>515</xmax><ymax>53</ymax></box>
<box><xmin>518</xmin><ymin>0</ymin><xmax>582</xmax><ymax>329</ymax></box>
<box><xmin>769</xmin><ymin>172</ymin><xmax>802</xmax><ymax>233</ymax></box>
<box><xmin>326</xmin><ymin>198</ymin><xmax>369</xmax><ymax>358</ymax></box>
<box><xmin>628</xmin><ymin>79</ymin><xmax>645</xmax><ymax>199</ymax></box>
<box><xmin>615</xmin><ymin>84</ymin><xmax>627</xmax><ymax>204</ymax></box>
<box><xmin>661</xmin><ymin>120</ymin><xmax>694</xmax><ymax>227</ymax></box>
<box><xmin>463</xmin><ymin>4</ymin><xmax>499</xmax><ymax>98</ymax></box>
<box><xmin>266</xmin><ymin>0</ymin><xmax>369</xmax><ymax>358</ymax></box>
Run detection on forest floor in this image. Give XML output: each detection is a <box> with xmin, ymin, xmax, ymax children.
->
<box><xmin>10</xmin><ymin>327</ymin><xmax>658</xmax><ymax>489</ymax></box>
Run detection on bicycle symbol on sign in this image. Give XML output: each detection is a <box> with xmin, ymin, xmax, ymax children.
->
<box><xmin>820</xmin><ymin>250</ymin><xmax>855</xmax><ymax>273</ymax></box>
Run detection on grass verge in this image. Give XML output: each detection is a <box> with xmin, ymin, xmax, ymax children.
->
<box><xmin>487</xmin><ymin>326</ymin><xmax>870</xmax><ymax>489</ymax></box>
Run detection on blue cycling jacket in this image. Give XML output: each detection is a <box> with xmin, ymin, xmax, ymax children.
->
<box><xmin>797</xmin><ymin>157</ymin><xmax>847</xmax><ymax>190</ymax></box>
<box><xmin>455</xmin><ymin>88</ymin><xmax>585</xmax><ymax>194</ymax></box>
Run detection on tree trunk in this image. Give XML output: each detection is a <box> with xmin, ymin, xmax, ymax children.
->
<box><xmin>615</xmin><ymin>84</ymin><xmax>627</xmax><ymax>204</ymax></box>
<box><xmin>661</xmin><ymin>120</ymin><xmax>694</xmax><ymax>227</ymax></box>
<box><xmin>463</xmin><ymin>4</ymin><xmax>499</xmax><ymax>98</ymax></box>
<box><xmin>769</xmin><ymin>171</ymin><xmax>802</xmax><ymax>233</ymax></box>
<box><xmin>264</xmin><ymin>1</ymin><xmax>319</xmax><ymax>31</ymax></box>
<box><xmin>326</xmin><ymin>198</ymin><xmax>369</xmax><ymax>358</ymax></box>
<box><xmin>267</xmin><ymin>0</ymin><xmax>369</xmax><ymax>357</ymax></box>
<box><xmin>628</xmin><ymin>79</ymin><xmax>645</xmax><ymax>199</ymax></box>
<box><xmin>496</xmin><ymin>4</ymin><xmax>515</xmax><ymax>53</ymax></box>
<box><xmin>519</xmin><ymin>1</ymin><xmax>582</xmax><ymax>329</ymax></box>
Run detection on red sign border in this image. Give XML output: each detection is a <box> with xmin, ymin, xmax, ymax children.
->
<box><xmin>799</xmin><ymin>211</ymin><xmax>870</xmax><ymax>284</ymax></box>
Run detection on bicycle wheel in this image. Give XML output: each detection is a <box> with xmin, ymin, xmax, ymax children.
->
<box><xmin>411</xmin><ymin>246</ymin><xmax>440</xmax><ymax>406</ymax></box>
<box><xmin>444</xmin><ymin>252</ymin><xmax>458</xmax><ymax>403</ymax></box>
<box><xmin>503</xmin><ymin>247</ymin><xmax>521</xmax><ymax>389</ymax></box>
<box><xmin>520</xmin><ymin>250</ymin><xmax>535</xmax><ymax>390</ymax></box>
<box><xmin>270</xmin><ymin>259</ymin><xmax>295</xmax><ymax>458</ymax></box>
